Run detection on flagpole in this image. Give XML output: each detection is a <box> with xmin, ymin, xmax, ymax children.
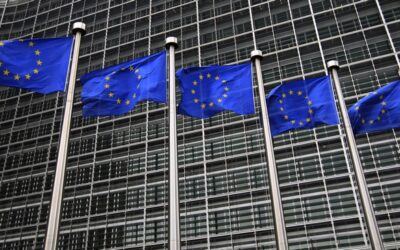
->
<box><xmin>166</xmin><ymin>37</ymin><xmax>180</xmax><ymax>250</ymax></box>
<box><xmin>327</xmin><ymin>61</ymin><xmax>384</xmax><ymax>250</ymax></box>
<box><xmin>44</xmin><ymin>22</ymin><xmax>86</xmax><ymax>250</ymax></box>
<box><xmin>251</xmin><ymin>50</ymin><xmax>288</xmax><ymax>250</ymax></box>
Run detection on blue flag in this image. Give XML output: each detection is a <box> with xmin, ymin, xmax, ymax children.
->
<box><xmin>81</xmin><ymin>51</ymin><xmax>166</xmax><ymax>116</ymax></box>
<box><xmin>0</xmin><ymin>37</ymin><xmax>73</xmax><ymax>94</ymax></box>
<box><xmin>348</xmin><ymin>80</ymin><xmax>400</xmax><ymax>134</ymax></box>
<box><xmin>177</xmin><ymin>64</ymin><xmax>255</xmax><ymax>118</ymax></box>
<box><xmin>267</xmin><ymin>76</ymin><xmax>339</xmax><ymax>135</ymax></box>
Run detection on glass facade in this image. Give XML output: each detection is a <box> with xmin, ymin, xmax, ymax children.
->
<box><xmin>0</xmin><ymin>0</ymin><xmax>400</xmax><ymax>249</ymax></box>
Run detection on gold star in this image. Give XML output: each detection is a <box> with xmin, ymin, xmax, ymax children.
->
<box><xmin>224</xmin><ymin>87</ymin><xmax>229</xmax><ymax>91</ymax></box>
<box><xmin>117</xmin><ymin>99</ymin><xmax>121</xmax><ymax>104</ymax></box>
<box><xmin>192</xmin><ymin>80</ymin><xmax>197</xmax><ymax>86</ymax></box>
<box><xmin>29</xmin><ymin>41</ymin><xmax>34</xmax><ymax>47</ymax></box>
<box><xmin>0</xmin><ymin>41</ymin><xmax>4</xmax><ymax>47</ymax></box>
<box><xmin>129</xmin><ymin>66</ymin><xmax>134</xmax><ymax>71</ymax></box>
<box><xmin>215</xmin><ymin>76</ymin><xmax>220</xmax><ymax>80</ymax></box>
<box><xmin>135</xmin><ymin>69</ymin><xmax>139</xmax><ymax>73</ymax></box>
<box><xmin>369</xmin><ymin>120</ymin><xmax>374</xmax><ymax>124</ymax></box>
<box><xmin>373</xmin><ymin>91</ymin><xmax>377</xmax><ymax>94</ymax></box>
<box><xmin>299</xmin><ymin>121</ymin><xmax>303</xmax><ymax>125</ymax></box>
<box><xmin>0</xmin><ymin>61</ymin><xmax>2</xmax><ymax>66</ymax></box>
<box><xmin>137</xmin><ymin>75</ymin><xmax>142</xmax><ymax>80</ymax></box>
<box><xmin>35</xmin><ymin>50</ymin><xmax>40</xmax><ymax>56</ymax></box>
<box><xmin>308</xmin><ymin>109</ymin><xmax>313</xmax><ymax>114</ymax></box>
<box><xmin>105</xmin><ymin>76</ymin><xmax>110</xmax><ymax>81</ymax></box>
<box><xmin>199</xmin><ymin>74</ymin><xmax>203</xmax><ymax>80</ymax></box>
<box><xmin>207</xmin><ymin>73</ymin><xmax>211</xmax><ymax>78</ymax></box>
<box><xmin>381</xmin><ymin>109</ymin><xmax>386</xmax><ymax>114</ymax></box>
<box><xmin>109</xmin><ymin>92</ymin><xmax>114</xmax><ymax>97</ymax></box>
<box><xmin>361</xmin><ymin>119</ymin><xmax>365</xmax><ymax>124</ymax></box>
<box><xmin>377</xmin><ymin>116</ymin><xmax>381</xmax><ymax>120</ymax></box>
<box><xmin>223</xmin><ymin>93</ymin><xmax>228</xmax><ymax>98</ymax></box>
<box><xmin>201</xmin><ymin>103</ymin><xmax>206</xmax><ymax>109</ymax></box>
<box><xmin>279</xmin><ymin>100</ymin><xmax>283</xmax><ymax>104</ymax></box>
<box><xmin>25</xmin><ymin>74</ymin><xmax>31</xmax><ymax>80</ymax></box>
<box><xmin>282</xmin><ymin>93</ymin><xmax>286</xmax><ymax>98</ymax></box>
<box><xmin>379</xmin><ymin>95</ymin><xmax>384</xmax><ymax>100</ymax></box>
<box><xmin>297</xmin><ymin>91</ymin><xmax>302</xmax><ymax>95</ymax></box>
<box><xmin>104</xmin><ymin>84</ymin><xmax>110</xmax><ymax>89</ymax></box>
<box><xmin>218</xmin><ymin>98</ymin><xmax>222</xmax><ymax>103</ymax></box>
<box><xmin>136</xmin><ymin>84</ymin><xmax>140</xmax><ymax>89</ymax></box>
<box><xmin>355</xmin><ymin>106</ymin><xmax>359</xmax><ymax>110</ymax></box>
<box><xmin>18</xmin><ymin>39</ymin><xmax>24</xmax><ymax>42</ymax></box>
<box><xmin>209</xmin><ymin>102</ymin><xmax>214</xmax><ymax>107</ymax></box>
<box><xmin>191</xmin><ymin>89</ymin><xmax>196</xmax><ymax>94</ymax></box>
<box><xmin>308</xmin><ymin>100</ymin><xmax>312</xmax><ymax>105</ymax></box>
<box><xmin>33</xmin><ymin>69</ymin><xmax>39</xmax><ymax>74</ymax></box>
<box><xmin>125</xmin><ymin>100</ymin><xmax>130</xmax><ymax>105</ymax></box>
<box><xmin>291</xmin><ymin>120</ymin><xmax>296</xmax><ymax>124</ymax></box>
<box><xmin>222</xmin><ymin>80</ymin><xmax>227</xmax><ymax>83</ymax></box>
<box><xmin>280</xmin><ymin>107</ymin><xmax>284</xmax><ymax>111</ymax></box>
<box><xmin>3</xmin><ymin>69</ymin><xmax>10</xmax><ymax>76</ymax></box>
<box><xmin>381</xmin><ymin>101</ymin><xmax>386</xmax><ymax>106</ymax></box>
<box><xmin>306</xmin><ymin>118</ymin><xmax>311</xmax><ymax>122</ymax></box>
<box><xmin>289</xmin><ymin>90</ymin><xmax>294</xmax><ymax>95</ymax></box>
<box><xmin>36</xmin><ymin>60</ymin><xmax>42</xmax><ymax>66</ymax></box>
<box><xmin>14</xmin><ymin>74</ymin><xmax>20</xmax><ymax>80</ymax></box>
<box><xmin>194</xmin><ymin>98</ymin><xmax>199</xmax><ymax>103</ymax></box>
<box><xmin>133</xmin><ymin>93</ymin><xmax>136</xmax><ymax>99</ymax></box>
<box><xmin>284</xmin><ymin>115</ymin><xmax>288</xmax><ymax>120</ymax></box>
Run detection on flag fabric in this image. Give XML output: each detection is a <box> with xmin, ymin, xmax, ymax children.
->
<box><xmin>177</xmin><ymin>64</ymin><xmax>255</xmax><ymax>118</ymax></box>
<box><xmin>81</xmin><ymin>51</ymin><xmax>166</xmax><ymax>116</ymax></box>
<box><xmin>348</xmin><ymin>80</ymin><xmax>400</xmax><ymax>134</ymax></box>
<box><xmin>267</xmin><ymin>76</ymin><xmax>339</xmax><ymax>135</ymax></box>
<box><xmin>0</xmin><ymin>37</ymin><xmax>73</xmax><ymax>94</ymax></box>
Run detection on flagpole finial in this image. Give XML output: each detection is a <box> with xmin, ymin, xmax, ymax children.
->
<box><xmin>327</xmin><ymin>60</ymin><xmax>340</xmax><ymax>70</ymax></box>
<box><xmin>166</xmin><ymin>37</ymin><xmax>178</xmax><ymax>48</ymax></box>
<box><xmin>251</xmin><ymin>50</ymin><xmax>263</xmax><ymax>61</ymax></box>
<box><xmin>72</xmin><ymin>22</ymin><xmax>86</xmax><ymax>36</ymax></box>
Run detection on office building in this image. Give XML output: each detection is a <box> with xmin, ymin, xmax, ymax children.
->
<box><xmin>0</xmin><ymin>0</ymin><xmax>399</xmax><ymax>249</ymax></box>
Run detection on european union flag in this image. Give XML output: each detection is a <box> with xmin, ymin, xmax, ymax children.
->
<box><xmin>267</xmin><ymin>76</ymin><xmax>339</xmax><ymax>135</ymax></box>
<box><xmin>81</xmin><ymin>51</ymin><xmax>166</xmax><ymax>116</ymax></box>
<box><xmin>348</xmin><ymin>80</ymin><xmax>400</xmax><ymax>134</ymax></box>
<box><xmin>0</xmin><ymin>37</ymin><xmax>73</xmax><ymax>94</ymax></box>
<box><xmin>177</xmin><ymin>64</ymin><xmax>255</xmax><ymax>118</ymax></box>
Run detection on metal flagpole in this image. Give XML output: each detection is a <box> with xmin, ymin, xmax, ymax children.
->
<box><xmin>44</xmin><ymin>22</ymin><xmax>86</xmax><ymax>250</ymax></box>
<box><xmin>166</xmin><ymin>37</ymin><xmax>180</xmax><ymax>250</ymax></box>
<box><xmin>251</xmin><ymin>50</ymin><xmax>288</xmax><ymax>250</ymax></box>
<box><xmin>327</xmin><ymin>61</ymin><xmax>384</xmax><ymax>250</ymax></box>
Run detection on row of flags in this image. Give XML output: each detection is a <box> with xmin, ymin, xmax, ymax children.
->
<box><xmin>1</xmin><ymin>37</ymin><xmax>400</xmax><ymax>136</ymax></box>
<box><xmin>0</xmin><ymin>32</ymin><xmax>388</xmax><ymax>249</ymax></box>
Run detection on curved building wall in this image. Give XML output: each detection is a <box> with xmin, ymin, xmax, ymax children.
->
<box><xmin>0</xmin><ymin>0</ymin><xmax>399</xmax><ymax>249</ymax></box>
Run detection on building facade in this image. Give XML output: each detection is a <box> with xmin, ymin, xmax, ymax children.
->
<box><xmin>0</xmin><ymin>0</ymin><xmax>400</xmax><ymax>249</ymax></box>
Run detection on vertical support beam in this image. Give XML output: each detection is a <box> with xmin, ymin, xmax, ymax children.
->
<box><xmin>374</xmin><ymin>0</ymin><xmax>400</xmax><ymax>75</ymax></box>
<box><xmin>327</xmin><ymin>60</ymin><xmax>384</xmax><ymax>250</ymax></box>
<box><xmin>44</xmin><ymin>22</ymin><xmax>86</xmax><ymax>250</ymax></box>
<box><xmin>251</xmin><ymin>50</ymin><xmax>288</xmax><ymax>250</ymax></box>
<box><xmin>166</xmin><ymin>37</ymin><xmax>180</xmax><ymax>250</ymax></box>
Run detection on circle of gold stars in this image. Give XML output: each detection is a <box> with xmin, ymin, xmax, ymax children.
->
<box><xmin>105</xmin><ymin>65</ymin><xmax>141</xmax><ymax>105</ymax></box>
<box><xmin>0</xmin><ymin>39</ymin><xmax>42</xmax><ymax>81</ymax></box>
<box><xmin>279</xmin><ymin>89</ymin><xmax>313</xmax><ymax>126</ymax></box>
<box><xmin>191</xmin><ymin>72</ymin><xmax>228</xmax><ymax>109</ymax></box>
<box><xmin>355</xmin><ymin>93</ymin><xmax>387</xmax><ymax>125</ymax></box>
